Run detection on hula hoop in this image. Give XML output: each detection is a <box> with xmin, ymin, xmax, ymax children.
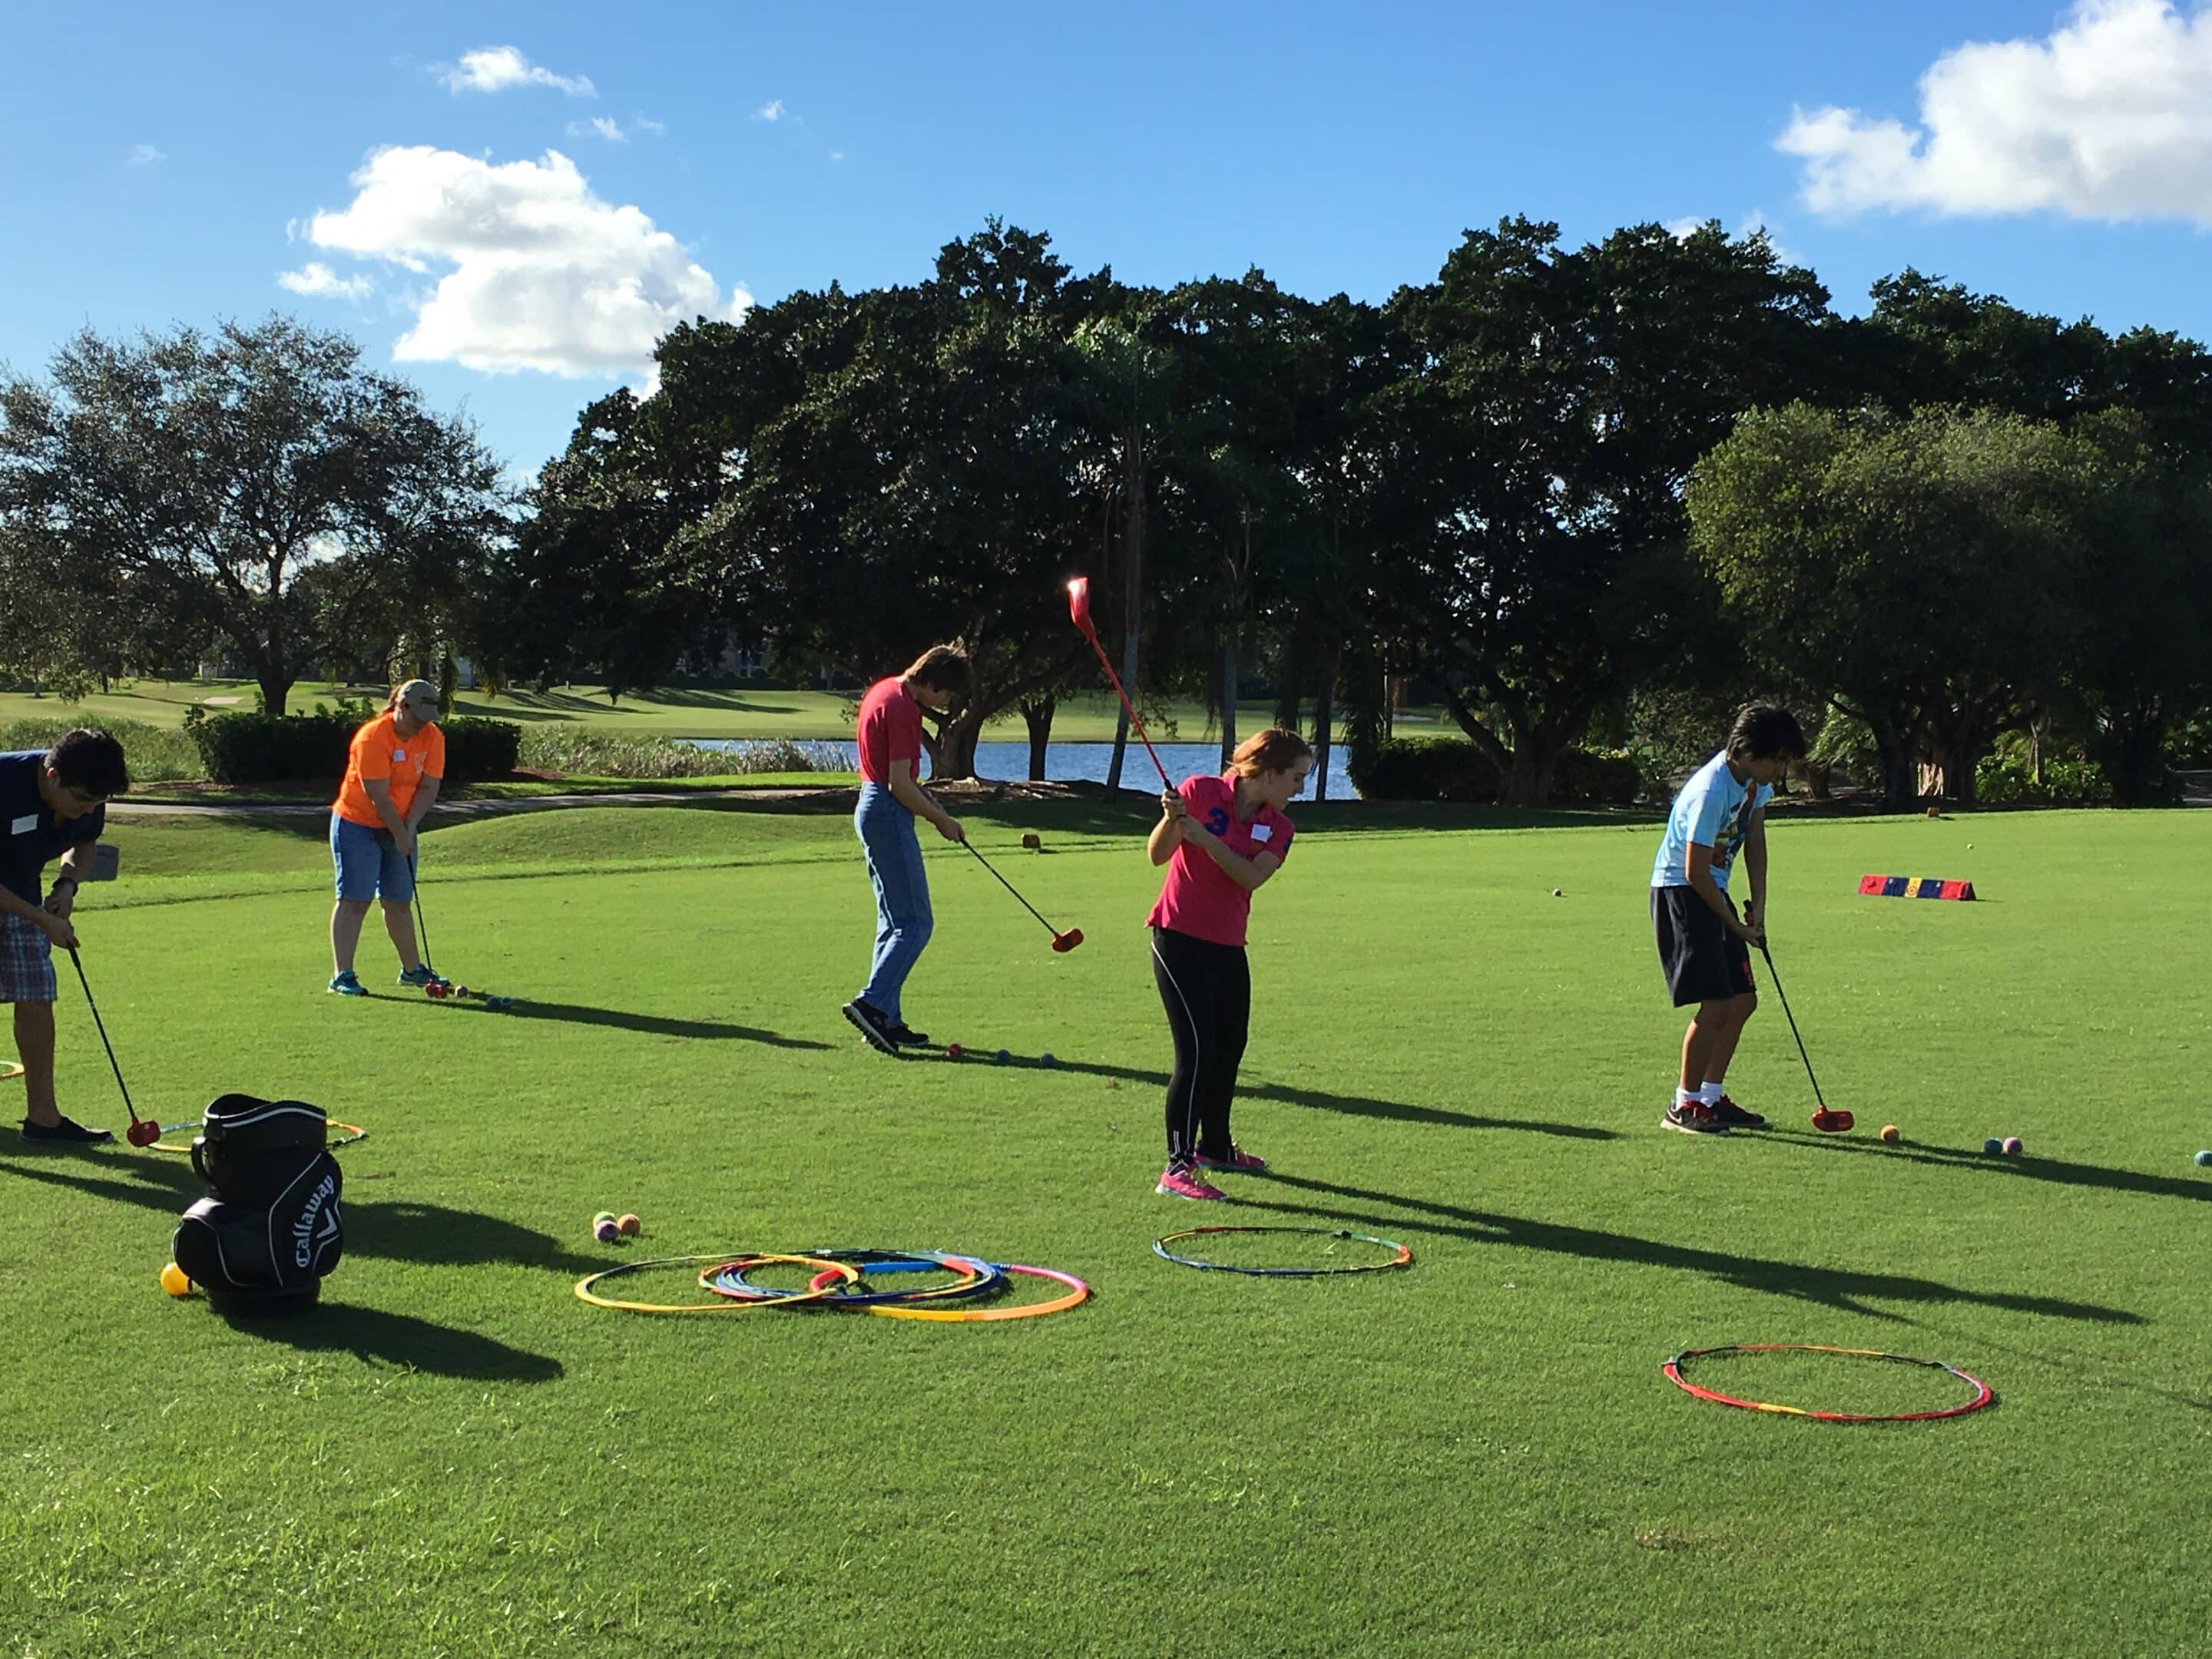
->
<box><xmin>144</xmin><ymin>1120</ymin><xmax>367</xmax><ymax>1156</ymax></box>
<box><xmin>703</xmin><ymin>1249</ymin><xmax>1002</xmax><ymax>1309</ymax></box>
<box><xmin>1663</xmin><ymin>1343</ymin><xmax>1995</xmax><ymax>1422</ymax></box>
<box><xmin>1153</xmin><ymin>1226</ymin><xmax>1413</xmax><ymax>1277</ymax></box>
<box><xmin>576</xmin><ymin>1253</ymin><xmax>859</xmax><ymax>1315</ymax></box>
<box><xmin>2</xmin><ymin>1062</ymin><xmax>22</xmax><ymax>1081</ymax></box>
<box><xmin>819</xmin><ymin>1260</ymin><xmax>1089</xmax><ymax>1323</ymax></box>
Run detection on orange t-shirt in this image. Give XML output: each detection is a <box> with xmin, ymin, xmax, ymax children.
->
<box><xmin>333</xmin><ymin>711</ymin><xmax>445</xmax><ymax>829</ymax></box>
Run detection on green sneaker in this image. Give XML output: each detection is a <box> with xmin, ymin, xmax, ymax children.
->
<box><xmin>328</xmin><ymin>970</ymin><xmax>368</xmax><ymax>998</ymax></box>
<box><xmin>398</xmin><ymin>965</ymin><xmax>449</xmax><ymax>989</ymax></box>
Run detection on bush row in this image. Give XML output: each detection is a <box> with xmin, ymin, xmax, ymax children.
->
<box><xmin>185</xmin><ymin>711</ymin><xmax>520</xmax><ymax>785</ymax></box>
<box><xmin>1348</xmin><ymin>737</ymin><xmax>1646</xmax><ymax>803</ymax></box>
<box><xmin>0</xmin><ymin>717</ymin><xmax>202</xmax><ymax>784</ymax></box>
<box><xmin>512</xmin><ymin>729</ymin><xmax>844</xmax><ymax>779</ymax></box>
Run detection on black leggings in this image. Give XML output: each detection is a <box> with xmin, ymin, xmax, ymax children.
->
<box><xmin>1151</xmin><ymin>926</ymin><xmax>1251</xmax><ymax>1164</ymax></box>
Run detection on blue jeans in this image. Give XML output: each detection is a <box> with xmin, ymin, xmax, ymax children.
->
<box><xmin>331</xmin><ymin>813</ymin><xmax>414</xmax><ymax>902</ymax></box>
<box><xmin>855</xmin><ymin>783</ymin><xmax>932</xmax><ymax>1022</ymax></box>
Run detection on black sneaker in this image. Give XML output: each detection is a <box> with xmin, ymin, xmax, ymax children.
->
<box><xmin>841</xmin><ymin>999</ymin><xmax>899</xmax><ymax>1056</ymax></box>
<box><xmin>1710</xmin><ymin>1095</ymin><xmax>1767</xmax><ymax>1129</ymax></box>
<box><xmin>887</xmin><ymin>1023</ymin><xmax>929</xmax><ymax>1047</ymax></box>
<box><xmin>21</xmin><ymin>1115</ymin><xmax>114</xmax><ymax>1147</ymax></box>
<box><xmin>1663</xmin><ymin>1100</ymin><xmax>1729</xmax><ymax>1136</ymax></box>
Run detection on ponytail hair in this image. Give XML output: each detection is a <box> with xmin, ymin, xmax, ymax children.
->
<box><xmin>1229</xmin><ymin>728</ymin><xmax>1313</xmax><ymax>779</ymax></box>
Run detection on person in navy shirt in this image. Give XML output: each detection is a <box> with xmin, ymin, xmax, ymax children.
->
<box><xmin>0</xmin><ymin>729</ymin><xmax>131</xmax><ymax>1145</ymax></box>
<box><xmin>1648</xmin><ymin>705</ymin><xmax>1803</xmax><ymax>1136</ymax></box>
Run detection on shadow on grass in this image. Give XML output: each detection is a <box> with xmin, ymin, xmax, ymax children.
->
<box><xmin>0</xmin><ymin>1155</ymin><xmax>604</xmax><ymax>1276</ymax></box>
<box><xmin>1229</xmin><ymin>1169</ymin><xmax>2143</xmax><ymax>1325</ymax></box>
<box><xmin>920</xmin><ymin>1051</ymin><xmax>1619</xmax><ymax>1141</ymax></box>
<box><xmin>396</xmin><ymin>995</ymin><xmax>834</xmax><ymax>1048</ymax></box>
<box><xmin>222</xmin><ymin>1304</ymin><xmax>563</xmax><ymax>1382</ymax></box>
<box><xmin>1763</xmin><ymin>1129</ymin><xmax>2212</xmax><ymax>1207</ymax></box>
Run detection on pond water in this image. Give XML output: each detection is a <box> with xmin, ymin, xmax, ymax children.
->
<box><xmin>684</xmin><ymin>739</ymin><xmax>1363</xmax><ymax>800</ymax></box>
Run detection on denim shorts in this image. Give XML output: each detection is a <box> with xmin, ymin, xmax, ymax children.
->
<box><xmin>331</xmin><ymin>813</ymin><xmax>414</xmax><ymax>903</ymax></box>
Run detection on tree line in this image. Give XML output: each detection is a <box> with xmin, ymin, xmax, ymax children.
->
<box><xmin>5</xmin><ymin>218</ymin><xmax>2208</xmax><ymax>806</ymax></box>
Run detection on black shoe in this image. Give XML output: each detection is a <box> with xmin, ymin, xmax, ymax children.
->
<box><xmin>21</xmin><ymin>1115</ymin><xmax>114</xmax><ymax>1147</ymax></box>
<box><xmin>1663</xmin><ymin>1101</ymin><xmax>1729</xmax><ymax>1136</ymax></box>
<box><xmin>1709</xmin><ymin>1095</ymin><xmax>1766</xmax><ymax>1129</ymax></box>
<box><xmin>842</xmin><ymin>999</ymin><xmax>899</xmax><ymax>1056</ymax></box>
<box><xmin>887</xmin><ymin>1023</ymin><xmax>929</xmax><ymax>1047</ymax></box>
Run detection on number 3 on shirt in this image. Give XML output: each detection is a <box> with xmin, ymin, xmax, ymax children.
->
<box><xmin>1204</xmin><ymin>806</ymin><xmax>1231</xmax><ymax>836</ymax></box>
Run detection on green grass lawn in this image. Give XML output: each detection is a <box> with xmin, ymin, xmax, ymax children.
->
<box><xmin>4</xmin><ymin>802</ymin><xmax>2208</xmax><ymax>1657</ymax></box>
<box><xmin>0</xmin><ymin>680</ymin><xmax>1321</xmax><ymax>744</ymax></box>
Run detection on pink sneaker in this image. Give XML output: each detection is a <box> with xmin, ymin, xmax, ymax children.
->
<box><xmin>1195</xmin><ymin>1144</ymin><xmax>1267</xmax><ymax>1173</ymax></box>
<box><xmin>1155</xmin><ymin>1163</ymin><xmax>1227</xmax><ymax>1200</ymax></box>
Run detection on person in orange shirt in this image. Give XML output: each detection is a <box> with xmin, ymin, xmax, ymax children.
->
<box><xmin>327</xmin><ymin>680</ymin><xmax>447</xmax><ymax>997</ymax></box>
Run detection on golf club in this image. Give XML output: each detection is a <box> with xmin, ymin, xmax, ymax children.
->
<box><xmin>66</xmin><ymin>946</ymin><xmax>158</xmax><ymax>1147</ymax></box>
<box><xmin>1757</xmin><ymin>939</ymin><xmax>1852</xmax><ymax>1133</ymax></box>
<box><xmin>408</xmin><ymin>852</ymin><xmax>452</xmax><ymax>998</ymax></box>
<box><xmin>1066</xmin><ymin>576</ymin><xmax>1173</xmax><ymax>792</ymax></box>
<box><xmin>960</xmin><ymin>841</ymin><xmax>1083</xmax><ymax>952</ymax></box>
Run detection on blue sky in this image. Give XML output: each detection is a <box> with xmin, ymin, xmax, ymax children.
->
<box><xmin>6</xmin><ymin>2</ymin><xmax>2210</xmax><ymax>473</ymax></box>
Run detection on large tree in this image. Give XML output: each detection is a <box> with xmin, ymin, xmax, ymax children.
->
<box><xmin>0</xmin><ymin>316</ymin><xmax>504</xmax><ymax>715</ymax></box>
<box><xmin>1379</xmin><ymin>217</ymin><xmax>1834</xmax><ymax>804</ymax></box>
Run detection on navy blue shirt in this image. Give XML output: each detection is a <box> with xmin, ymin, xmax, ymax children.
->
<box><xmin>0</xmin><ymin>750</ymin><xmax>105</xmax><ymax>906</ymax></box>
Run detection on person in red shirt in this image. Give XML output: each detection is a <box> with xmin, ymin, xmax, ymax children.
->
<box><xmin>326</xmin><ymin>680</ymin><xmax>446</xmax><ymax>997</ymax></box>
<box><xmin>842</xmin><ymin>645</ymin><xmax>970</xmax><ymax>1055</ymax></box>
<box><xmin>1145</xmin><ymin>727</ymin><xmax>1313</xmax><ymax>1200</ymax></box>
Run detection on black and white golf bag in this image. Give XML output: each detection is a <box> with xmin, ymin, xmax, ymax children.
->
<box><xmin>171</xmin><ymin>1093</ymin><xmax>344</xmax><ymax>1316</ymax></box>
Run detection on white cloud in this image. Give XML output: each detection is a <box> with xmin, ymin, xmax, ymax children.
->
<box><xmin>568</xmin><ymin>116</ymin><xmax>628</xmax><ymax>143</ymax></box>
<box><xmin>753</xmin><ymin>99</ymin><xmax>786</xmax><ymax>121</ymax></box>
<box><xmin>277</xmin><ymin>262</ymin><xmax>374</xmax><ymax>301</ymax></box>
<box><xmin>828</xmin><ymin>150</ymin><xmax>846</xmax><ymax>163</ymax></box>
<box><xmin>438</xmin><ymin>45</ymin><xmax>595</xmax><ymax>98</ymax></box>
<box><xmin>127</xmin><ymin>144</ymin><xmax>167</xmax><ymax>165</ymax></box>
<box><xmin>1780</xmin><ymin>0</ymin><xmax>2212</xmax><ymax>222</ymax></box>
<box><xmin>298</xmin><ymin>145</ymin><xmax>749</xmax><ymax>379</ymax></box>
<box><xmin>631</xmin><ymin>114</ymin><xmax>666</xmax><ymax>137</ymax></box>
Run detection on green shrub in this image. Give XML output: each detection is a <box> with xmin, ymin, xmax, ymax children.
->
<box><xmin>185</xmin><ymin>710</ymin><xmax>519</xmax><ymax>785</ymax></box>
<box><xmin>1347</xmin><ymin>738</ymin><xmax>1498</xmax><ymax>802</ymax></box>
<box><xmin>1975</xmin><ymin>754</ymin><xmax>2112</xmax><ymax>807</ymax></box>
<box><xmin>0</xmin><ymin>717</ymin><xmax>203</xmax><ymax>784</ymax></box>
<box><xmin>513</xmin><ymin>729</ymin><xmax>841</xmax><ymax>780</ymax></box>
<box><xmin>1551</xmin><ymin>747</ymin><xmax>1646</xmax><ymax>803</ymax></box>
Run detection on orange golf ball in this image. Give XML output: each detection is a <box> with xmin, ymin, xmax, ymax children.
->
<box><xmin>616</xmin><ymin>1214</ymin><xmax>641</xmax><ymax>1237</ymax></box>
<box><xmin>160</xmin><ymin>1262</ymin><xmax>191</xmax><ymax>1297</ymax></box>
<box><xmin>1879</xmin><ymin>1124</ymin><xmax>1900</xmax><ymax>1143</ymax></box>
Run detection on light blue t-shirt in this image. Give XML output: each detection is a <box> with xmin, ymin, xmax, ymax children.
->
<box><xmin>1651</xmin><ymin>751</ymin><xmax>1770</xmax><ymax>892</ymax></box>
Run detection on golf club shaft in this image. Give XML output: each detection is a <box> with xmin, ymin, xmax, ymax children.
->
<box><xmin>66</xmin><ymin>947</ymin><xmax>141</xmax><ymax>1123</ymax></box>
<box><xmin>409</xmin><ymin>853</ymin><xmax>435</xmax><ymax>973</ymax></box>
<box><xmin>1075</xmin><ymin>631</ymin><xmax>1174</xmax><ymax>792</ymax></box>
<box><xmin>1757</xmin><ymin>942</ymin><xmax>1828</xmax><ymax>1109</ymax></box>
<box><xmin>961</xmin><ymin>841</ymin><xmax>1059</xmax><ymax>937</ymax></box>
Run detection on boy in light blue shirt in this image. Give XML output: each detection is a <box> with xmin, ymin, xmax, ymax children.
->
<box><xmin>1650</xmin><ymin>705</ymin><xmax>1805</xmax><ymax>1134</ymax></box>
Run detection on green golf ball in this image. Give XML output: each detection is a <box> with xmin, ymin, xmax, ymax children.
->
<box><xmin>2194</xmin><ymin>1150</ymin><xmax>2212</xmax><ymax>1167</ymax></box>
<box><xmin>1983</xmin><ymin>1137</ymin><xmax>2005</xmax><ymax>1156</ymax></box>
<box><xmin>1039</xmin><ymin>1052</ymin><xmax>1058</xmax><ymax>1068</ymax></box>
<box><xmin>994</xmin><ymin>1048</ymin><xmax>1012</xmax><ymax>1065</ymax></box>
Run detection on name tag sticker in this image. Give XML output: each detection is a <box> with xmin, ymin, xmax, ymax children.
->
<box><xmin>11</xmin><ymin>814</ymin><xmax>37</xmax><ymax>836</ymax></box>
<box><xmin>392</xmin><ymin>750</ymin><xmax>409</xmax><ymax>763</ymax></box>
<box><xmin>1250</xmin><ymin>824</ymin><xmax>1273</xmax><ymax>843</ymax></box>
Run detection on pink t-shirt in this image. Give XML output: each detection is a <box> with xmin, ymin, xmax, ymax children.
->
<box><xmin>1145</xmin><ymin>773</ymin><xmax>1295</xmax><ymax>949</ymax></box>
<box><xmin>856</xmin><ymin>677</ymin><xmax>925</xmax><ymax>786</ymax></box>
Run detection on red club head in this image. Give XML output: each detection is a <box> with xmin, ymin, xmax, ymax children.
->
<box><xmin>1811</xmin><ymin>1108</ymin><xmax>1854</xmax><ymax>1134</ymax></box>
<box><xmin>1067</xmin><ymin>577</ymin><xmax>1098</xmax><ymax>641</ymax></box>
<box><xmin>126</xmin><ymin>1119</ymin><xmax>161</xmax><ymax>1148</ymax></box>
<box><xmin>1052</xmin><ymin>928</ymin><xmax>1084</xmax><ymax>953</ymax></box>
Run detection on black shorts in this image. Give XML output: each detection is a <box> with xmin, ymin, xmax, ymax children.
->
<box><xmin>1651</xmin><ymin>886</ymin><xmax>1753</xmax><ymax>1008</ymax></box>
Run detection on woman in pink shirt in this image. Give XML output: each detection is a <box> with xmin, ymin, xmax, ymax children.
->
<box><xmin>1145</xmin><ymin>727</ymin><xmax>1314</xmax><ymax>1200</ymax></box>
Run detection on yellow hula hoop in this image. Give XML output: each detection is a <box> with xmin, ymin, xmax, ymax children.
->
<box><xmin>810</xmin><ymin>1260</ymin><xmax>1092</xmax><ymax>1323</ymax></box>
<box><xmin>575</xmin><ymin>1253</ymin><xmax>861</xmax><ymax>1315</ymax></box>
<box><xmin>145</xmin><ymin>1121</ymin><xmax>367</xmax><ymax>1156</ymax></box>
<box><xmin>2</xmin><ymin>1062</ymin><xmax>22</xmax><ymax>1081</ymax></box>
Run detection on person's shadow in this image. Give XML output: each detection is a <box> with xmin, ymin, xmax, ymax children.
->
<box><xmin>393</xmin><ymin>995</ymin><xmax>833</xmax><ymax>1048</ymax></box>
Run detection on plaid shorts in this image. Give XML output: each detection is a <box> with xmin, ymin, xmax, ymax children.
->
<box><xmin>0</xmin><ymin>910</ymin><xmax>58</xmax><ymax>1004</ymax></box>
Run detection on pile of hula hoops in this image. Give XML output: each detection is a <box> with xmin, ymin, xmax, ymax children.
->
<box><xmin>575</xmin><ymin>1247</ymin><xmax>1090</xmax><ymax>1322</ymax></box>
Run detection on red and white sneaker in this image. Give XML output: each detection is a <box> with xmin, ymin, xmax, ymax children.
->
<box><xmin>1195</xmin><ymin>1144</ymin><xmax>1268</xmax><ymax>1174</ymax></box>
<box><xmin>1156</xmin><ymin>1163</ymin><xmax>1227</xmax><ymax>1200</ymax></box>
<box><xmin>1709</xmin><ymin>1095</ymin><xmax>1767</xmax><ymax>1129</ymax></box>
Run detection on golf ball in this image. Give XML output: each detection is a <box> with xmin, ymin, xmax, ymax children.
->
<box><xmin>1879</xmin><ymin>1124</ymin><xmax>1900</xmax><ymax>1143</ymax></box>
<box><xmin>2195</xmin><ymin>1150</ymin><xmax>2212</xmax><ymax>1167</ymax></box>
<box><xmin>945</xmin><ymin>1043</ymin><xmax>965</xmax><ymax>1058</ymax></box>
<box><xmin>1984</xmin><ymin>1137</ymin><xmax>2005</xmax><ymax>1156</ymax></box>
<box><xmin>616</xmin><ymin>1214</ymin><xmax>641</xmax><ymax>1237</ymax></box>
<box><xmin>592</xmin><ymin>1210</ymin><xmax>617</xmax><ymax>1227</ymax></box>
<box><xmin>994</xmin><ymin>1048</ymin><xmax>1012</xmax><ymax>1065</ymax></box>
<box><xmin>1039</xmin><ymin>1052</ymin><xmax>1057</xmax><ymax>1068</ymax></box>
<box><xmin>594</xmin><ymin>1218</ymin><xmax>621</xmax><ymax>1243</ymax></box>
<box><xmin>159</xmin><ymin>1262</ymin><xmax>191</xmax><ymax>1298</ymax></box>
<box><xmin>1551</xmin><ymin>888</ymin><xmax>1563</xmax><ymax>897</ymax></box>
<box><xmin>2002</xmin><ymin>1136</ymin><xmax>2023</xmax><ymax>1157</ymax></box>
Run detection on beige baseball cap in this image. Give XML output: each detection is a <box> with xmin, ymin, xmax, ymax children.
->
<box><xmin>396</xmin><ymin>679</ymin><xmax>441</xmax><ymax>714</ymax></box>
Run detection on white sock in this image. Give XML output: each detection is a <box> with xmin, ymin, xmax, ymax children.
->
<box><xmin>1675</xmin><ymin>1087</ymin><xmax>1697</xmax><ymax>1108</ymax></box>
<box><xmin>1700</xmin><ymin>1081</ymin><xmax>1724</xmax><ymax>1104</ymax></box>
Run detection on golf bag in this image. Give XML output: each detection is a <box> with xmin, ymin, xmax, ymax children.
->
<box><xmin>171</xmin><ymin>1094</ymin><xmax>344</xmax><ymax>1316</ymax></box>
